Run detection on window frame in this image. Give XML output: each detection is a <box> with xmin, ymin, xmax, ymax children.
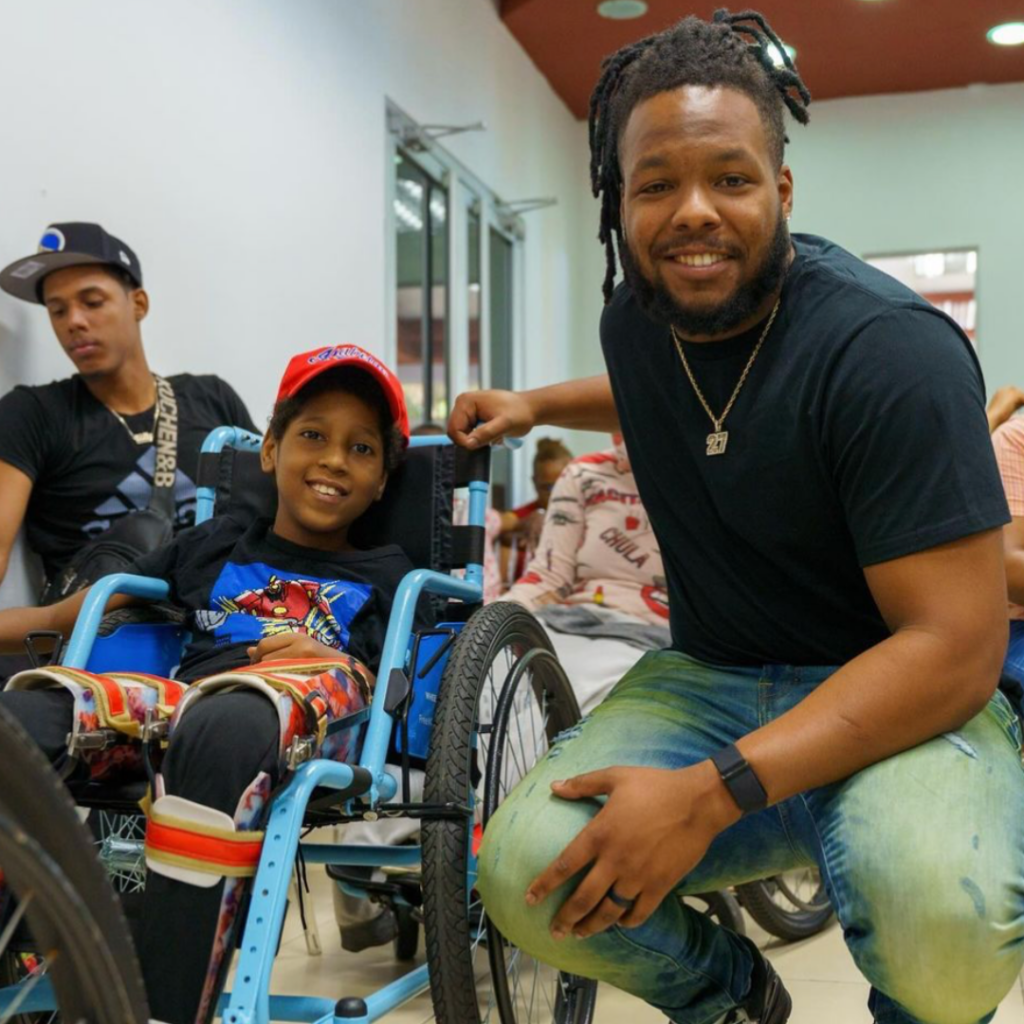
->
<box><xmin>385</xmin><ymin>101</ymin><xmax>526</xmax><ymax>417</ymax></box>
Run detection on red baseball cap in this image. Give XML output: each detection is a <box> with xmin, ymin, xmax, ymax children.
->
<box><xmin>276</xmin><ymin>345</ymin><xmax>410</xmax><ymax>443</ymax></box>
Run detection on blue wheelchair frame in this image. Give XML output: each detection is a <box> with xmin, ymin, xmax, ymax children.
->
<box><xmin>12</xmin><ymin>427</ymin><xmax>506</xmax><ymax>1024</ymax></box>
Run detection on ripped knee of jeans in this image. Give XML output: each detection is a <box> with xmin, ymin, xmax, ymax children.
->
<box><xmin>547</xmin><ymin>714</ymin><xmax>591</xmax><ymax>760</ymax></box>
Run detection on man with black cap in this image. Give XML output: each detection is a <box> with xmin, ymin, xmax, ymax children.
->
<box><xmin>0</xmin><ymin>222</ymin><xmax>256</xmax><ymax>599</ymax></box>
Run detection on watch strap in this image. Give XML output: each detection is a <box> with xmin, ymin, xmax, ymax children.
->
<box><xmin>710</xmin><ymin>743</ymin><xmax>768</xmax><ymax>815</ymax></box>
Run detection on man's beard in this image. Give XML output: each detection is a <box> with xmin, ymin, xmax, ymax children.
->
<box><xmin>620</xmin><ymin>213</ymin><xmax>791</xmax><ymax>338</ymax></box>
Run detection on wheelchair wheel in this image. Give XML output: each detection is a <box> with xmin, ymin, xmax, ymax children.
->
<box><xmin>683</xmin><ymin>890</ymin><xmax>746</xmax><ymax>935</ymax></box>
<box><xmin>735</xmin><ymin>869</ymin><xmax>834</xmax><ymax>942</ymax></box>
<box><xmin>0</xmin><ymin>704</ymin><xmax>149</xmax><ymax>1023</ymax></box>
<box><xmin>422</xmin><ymin>602</ymin><xmax>597</xmax><ymax>1024</ymax></box>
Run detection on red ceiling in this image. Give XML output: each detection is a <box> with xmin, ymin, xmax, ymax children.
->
<box><xmin>501</xmin><ymin>0</ymin><xmax>1024</xmax><ymax>119</ymax></box>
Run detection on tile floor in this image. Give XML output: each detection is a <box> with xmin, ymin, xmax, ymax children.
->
<box><xmin>260</xmin><ymin>867</ymin><xmax>1024</xmax><ymax>1024</ymax></box>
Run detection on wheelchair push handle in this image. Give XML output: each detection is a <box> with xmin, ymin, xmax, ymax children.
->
<box><xmin>406</xmin><ymin>434</ymin><xmax>524</xmax><ymax>450</ymax></box>
<box><xmin>23</xmin><ymin>630</ymin><xmax>65</xmax><ymax>668</ymax></box>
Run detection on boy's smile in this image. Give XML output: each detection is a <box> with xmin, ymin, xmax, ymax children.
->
<box><xmin>261</xmin><ymin>389</ymin><xmax>388</xmax><ymax>551</ymax></box>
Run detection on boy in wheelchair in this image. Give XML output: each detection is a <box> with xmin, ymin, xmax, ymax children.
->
<box><xmin>0</xmin><ymin>345</ymin><xmax>423</xmax><ymax>1023</ymax></box>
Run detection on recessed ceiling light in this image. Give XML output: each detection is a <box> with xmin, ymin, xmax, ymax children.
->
<box><xmin>767</xmin><ymin>43</ymin><xmax>797</xmax><ymax>67</ymax></box>
<box><xmin>597</xmin><ymin>1</ymin><xmax>648</xmax><ymax>20</ymax></box>
<box><xmin>988</xmin><ymin>22</ymin><xmax>1024</xmax><ymax>46</ymax></box>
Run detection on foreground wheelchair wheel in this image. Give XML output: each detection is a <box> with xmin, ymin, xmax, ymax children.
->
<box><xmin>423</xmin><ymin>602</ymin><xmax>597</xmax><ymax>1024</ymax></box>
<box><xmin>0</xmin><ymin>705</ymin><xmax>149</xmax><ymax>1023</ymax></box>
<box><xmin>735</xmin><ymin>868</ymin><xmax>834</xmax><ymax>941</ymax></box>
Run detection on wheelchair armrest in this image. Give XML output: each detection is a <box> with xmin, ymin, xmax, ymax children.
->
<box><xmin>62</xmin><ymin>573</ymin><xmax>172</xmax><ymax>670</ymax></box>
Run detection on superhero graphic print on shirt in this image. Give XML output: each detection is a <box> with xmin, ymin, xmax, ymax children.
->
<box><xmin>194</xmin><ymin>561</ymin><xmax>372</xmax><ymax>650</ymax></box>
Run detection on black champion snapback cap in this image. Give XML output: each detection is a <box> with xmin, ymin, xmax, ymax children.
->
<box><xmin>0</xmin><ymin>222</ymin><xmax>143</xmax><ymax>304</ymax></box>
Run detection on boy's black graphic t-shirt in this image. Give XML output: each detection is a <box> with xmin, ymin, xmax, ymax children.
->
<box><xmin>129</xmin><ymin>516</ymin><xmax>416</xmax><ymax>683</ymax></box>
<box><xmin>0</xmin><ymin>373</ymin><xmax>257</xmax><ymax>580</ymax></box>
<box><xmin>601</xmin><ymin>233</ymin><xmax>1009</xmax><ymax>667</ymax></box>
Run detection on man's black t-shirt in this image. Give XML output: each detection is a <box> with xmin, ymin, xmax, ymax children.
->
<box><xmin>601</xmin><ymin>233</ymin><xmax>1009</xmax><ymax>667</ymax></box>
<box><xmin>0</xmin><ymin>374</ymin><xmax>257</xmax><ymax>579</ymax></box>
<box><xmin>130</xmin><ymin>516</ymin><xmax>417</xmax><ymax>683</ymax></box>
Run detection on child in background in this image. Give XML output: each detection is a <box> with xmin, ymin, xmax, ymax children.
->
<box><xmin>499</xmin><ymin>437</ymin><xmax>572</xmax><ymax>586</ymax></box>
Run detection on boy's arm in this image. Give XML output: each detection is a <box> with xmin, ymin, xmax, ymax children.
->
<box><xmin>0</xmin><ymin>588</ymin><xmax>136</xmax><ymax>654</ymax></box>
<box><xmin>0</xmin><ymin>461</ymin><xmax>33</xmax><ymax>588</ymax></box>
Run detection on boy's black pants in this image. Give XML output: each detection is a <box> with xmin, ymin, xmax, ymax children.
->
<box><xmin>0</xmin><ymin>687</ymin><xmax>281</xmax><ymax>1024</ymax></box>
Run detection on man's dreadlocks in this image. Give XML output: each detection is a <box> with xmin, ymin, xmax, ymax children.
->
<box><xmin>589</xmin><ymin>9</ymin><xmax>812</xmax><ymax>303</ymax></box>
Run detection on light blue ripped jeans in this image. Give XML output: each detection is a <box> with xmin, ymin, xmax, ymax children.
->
<box><xmin>477</xmin><ymin>650</ymin><xmax>1024</xmax><ymax>1024</ymax></box>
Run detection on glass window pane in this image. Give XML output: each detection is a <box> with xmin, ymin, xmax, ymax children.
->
<box><xmin>867</xmin><ymin>249</ymin><xmax>979</xmax><ymax>349</ymax></box>
<box><xmin>489</xmin><ymin>228</ymin><xmax>515</xmax><ymax>510</ymax></box>
<box><xmin>468</xmin><ymin>206</ymin><xmax>482</xmax><ymax>392</ymax></box>
<box><xmin>394</xmin><ymin>153</ymin><xmax>449</xmax><ymax>427</ymax></box>
<box><xmin>395</xmin><ymin>154</ymin><xmax>428</xmax><ymax>425</ymax></box>
<box><xmin>429</xmin><ymin>185</ymin><xmax>448</xmax><ymax>422</ymax></box>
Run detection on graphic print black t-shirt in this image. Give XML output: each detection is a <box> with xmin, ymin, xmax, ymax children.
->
<box><xmin>0</xmin><ymin>373</ymin><xmax>256</xmax><ymax>579</ymax></box>
<box><xmin>130</xmin><ymin>516</ymin><xmax>417</xmax><ymax>683</ymax></box>
<box><xmin>601</xmin><ymin>233</ymin><xmax>1009</xmax><ymax>667</ymax></box>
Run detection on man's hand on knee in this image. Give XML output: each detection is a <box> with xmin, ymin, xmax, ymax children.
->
<box><xmin>524</xmin><ymin>761</ymin><xmax>740</xmax><ymax>940</ymax></box>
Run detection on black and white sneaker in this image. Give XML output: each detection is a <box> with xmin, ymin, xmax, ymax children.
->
<box><xmin>722</xmin><ymin>948</ymin><xmax>792</xmax><ymax>1024</ymax></box>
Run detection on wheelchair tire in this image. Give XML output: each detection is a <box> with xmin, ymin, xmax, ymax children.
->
<box><xmin>735</xmin><ymin>869</ymin><xmax>835</xmax><ymax>942</ymax></box>
<box><xmin>422</xmin><ymin>602</ymin><xmax>596</xmax><ymax>1024</ymax></box>
<box><xmin>683</xmin><ymin>890</ymin><xmax>746</xmax><ymax>935</ymax></box>
<box><xmin>0</xmin><ymin>703</ymin><xmax>150</xmax><ymax>1023</ymax></box>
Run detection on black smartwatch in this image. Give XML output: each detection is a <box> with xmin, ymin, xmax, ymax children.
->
<box><xmin>710</xmin><ymin>744</ymin><xmax>768</xmax><ymax>815</ymax></box>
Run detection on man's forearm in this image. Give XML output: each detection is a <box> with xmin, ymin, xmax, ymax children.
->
<box><xmin>525</xmin><ymin>375</ymin><xmax>618</xmax><ymax>433</ymax></box>
<box><xmin>0</xmin><ymin>604</ymin><xmax>59</xmax><ymax>653</ymax></box>
<box><xmin>0</xmin><ymin>588</ymin><xmax>105</xmax><ymax>654</ymax></box>
<box><xmin>736</xmin><ymin>628</ymin><xmax>1002</xmax><ymax>807</ymax></box>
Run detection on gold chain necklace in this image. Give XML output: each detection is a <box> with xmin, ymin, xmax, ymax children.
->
<box><xmin>105</xmin><ymin>375</ymin><xmax>160</xmax><ymax>445</ymax></box>
<box><xmin>670</xmin><ymin>299</ymin><xmax>781</xmax><ymax>456</ymax></box>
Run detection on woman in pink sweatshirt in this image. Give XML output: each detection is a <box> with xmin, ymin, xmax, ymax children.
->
<box><xmin>505</xmin><ymin>436</ymin><xmax>670</xmax><ymax>713</ymax></box>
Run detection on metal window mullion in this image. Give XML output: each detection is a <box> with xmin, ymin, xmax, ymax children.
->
<box><xmin>479</xmin><ymin>211</ymin><xmax>493</xmax><ymax>391</ymax></box>
<box><xmin>384</xmin><ymin>140</ymin><xmax>399</xmax><ymax>368</ymax></box>
<box><xmin>448</xmin><ymin>179</ymin><xmax>470</xmax><ymax>403</ymax></box>
<box><xmin>421</xmin><ymin>176</ymin><xmax>433</xmax><ymax>419</ymax></box>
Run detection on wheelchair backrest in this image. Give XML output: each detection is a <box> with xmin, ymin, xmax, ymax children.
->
<box><xmin>199</xmin><ymin>441</ymin><xmax>490</xmax><ymax>573</ymax></box>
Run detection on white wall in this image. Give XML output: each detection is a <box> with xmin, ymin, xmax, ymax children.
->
<box><xmin>0</xmin><ymin>0</ymin><xmax>596</xmax><ymax>412</ymax></box>
<box><xmin>0</xmin><ymin>0</ymin><xmax>603</xmax><ymax>604</ymax></box>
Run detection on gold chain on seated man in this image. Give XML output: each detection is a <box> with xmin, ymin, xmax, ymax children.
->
<box><xmin>671</xmin><ymin>298</ymin><xmax>781</xmax><ymax>457</ymax></box>
<box><xmin>105</xmin><ymin>373</ymin><xmax>160</xmax><ymax>445</ymax></box>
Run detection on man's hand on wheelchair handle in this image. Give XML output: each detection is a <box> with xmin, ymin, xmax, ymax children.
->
<box><xmin>247</xmin><ymin>633</ymin><xmax>347</xmax><ymax>664</ymax></box>
<box><xmin>525</xmin><ymin>762</ymin><xmax>741</xmax><ymax>940</ymax></box>
<box><xmin>448</xmin><ymin>388</ymin><xmax>536</xmax><ymax>450</ymax></box>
